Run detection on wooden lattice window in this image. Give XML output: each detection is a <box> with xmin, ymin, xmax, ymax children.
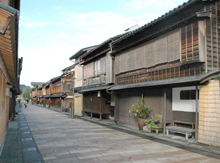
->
<box><xmin>181</xmin><ymin>22</ymin><xmax>199</xmax><ymax>62</ymax></box>
<box><xmin>180</xmin><ymin>90</ymin><xmax>198</xmax><ymax>100</ymax></box>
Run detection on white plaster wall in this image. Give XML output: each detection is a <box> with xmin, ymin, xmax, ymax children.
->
<box><xmin>172</xmin><ymin>86</ymin><xmax>198</xmax><ymax>112</ymax></box>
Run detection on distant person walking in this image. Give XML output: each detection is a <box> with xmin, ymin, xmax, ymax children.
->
<box><xmin>24</xmin><ymin>101</ymin><xmax>27</xmax><ymax>108</ymax></box>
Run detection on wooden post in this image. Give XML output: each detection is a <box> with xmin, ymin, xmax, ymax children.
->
<box><xmin>195</xmin><ymin>85</ymin><xmax>198</xmax><ymax>140</ymax></box>
<box><xmin>163</xmin><ymin>88</ymin><xmax>166</xmax><ymax>134</ymax></box>
<box><xmin>72</xmin><ymin>77</ymin><xmax>75</xmax><ymax>118</ymax></box>
<box><xmin>100</xmin><ymin>94</ymin><xmax>102</xmax><ymax>120</ymax></box>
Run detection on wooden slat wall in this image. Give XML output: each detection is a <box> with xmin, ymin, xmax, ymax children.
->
<box><xmin>116</xmin><ymin>64</ymin><xmax>203</xmax><ymax>85</ymax></box>
<box><xmin>50</xmin><ymin>98</ymin><xmax>61</xmax><ymax>109</ymax></box>
<box><xmin>181</xmin><ymin>22</ymin><xmax>199</xmax><ymax>62</ymax></box>
<box><xmin>168</xmin><ymin>31</ymin><xmax>180</xmax><ymax>62</ymax></box>
<box><xmin>52</xmin><ymin>81</ymin><xmax>61</xmax><ymax>94</ymax></box>
<box><xmin>46</xmin><ymin>88</ymin><xmax>50</xmax><ymax>95</ymax></box>
<box><xmin>0</xmin><ymin>70</ymin><xmax>3</xmax><ymax>113</ymax></box>
<box><xmin>114</xmin><ymin>29</ymin><xmax>180</xmax><ymax>75</ymax></box>
<box><xmin>206</xmin><ymin>2</ymin><xmax>220</xmax><ymax>72</ymax></box>
<box><xmin>83</xmin><ymin>91</ymin><xmax>110</xmax><ymax>113</ymax></box>
<box><xmin>0</xmin><ymin>69</ymin><xmax>7</xmax><ymax>148</ymax></box>
<box><xmin>52</xmin><ymin>85</ymin><xmax>61</xmax><ymax>94</ymax></box>
<box><xmin>135</xmin><ymin>45</ymin><xmax>145</xmax><ymax>70</ymax></box>
<box><xmin>156</xmin><ymin>36</ymin><xmax>167</xmax><ymax>64</ymax></box>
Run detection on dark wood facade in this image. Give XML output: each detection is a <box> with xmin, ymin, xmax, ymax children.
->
<box><xmin>115</xmin><ymin>87</ymin><xmax>172</xmax><ymax>128</ymax></box>
<box><xmin>79</xmin><ymin>36</ymin><xmax>123</xmax><ymax>118</ymax></box>
<box><xmin>83</xmin><ymin>90</ymin><xmax>111</xmax><ymax>116</ymax></box>
<box><xmin>111</xmin><ymin>1</ymin><xmax>220</xmax><ymax>131</ymax></box>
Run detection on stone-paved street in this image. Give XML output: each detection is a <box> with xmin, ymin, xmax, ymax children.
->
<box><xmin>21</xmin><ymin>105</ymin><xmax>220</xmax><ymax>163</ymax></box>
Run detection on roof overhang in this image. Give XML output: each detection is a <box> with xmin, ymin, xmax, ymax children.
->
<box><xmin>69</xmin><ymin>45</ymin><xmax>98</xmax><ymax>60</ymax></box>
<box><xmin>44</xmin><ymin>95</ymin><xmax>50</xmax><ymax>98</ymax></box>
<box><xmin>50</xmin><ymin>93</ymin><xmax>67</xmax><ymax>98</ymax></box>
<box><xmin>0</xmin><ymin>4</ymin><xmax>19</xmax><ymax>82</ymax></box>
<box><xmin>73</xmin><ymin>86</ymin><xmax>82</xmax><ymax>91</ymax></box>
<box><xmin>109</xmin><ymin>71</ymin><xmax>220</xmax><ymax>91</ymax></box>
<box><xmin>79</xmin><ymin>85</ymin><xmax>111</xmax><ymax>93</ymax></box>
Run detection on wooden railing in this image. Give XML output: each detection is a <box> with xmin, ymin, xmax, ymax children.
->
<box><xmin>116</xmin><ymin>64</ymin><xmax>203</xmax><ymax>85</ymax></box>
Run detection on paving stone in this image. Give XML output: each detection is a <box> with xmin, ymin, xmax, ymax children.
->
<box><xmin>2</xmin><ymin>104</ymin><xmax>220</xmax><ymax>163</ymax></box>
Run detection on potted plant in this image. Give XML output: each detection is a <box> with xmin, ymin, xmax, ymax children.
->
<box><xmin>129</xmin><ymin>100</ymin><xmax>152</xmax><ymax>131</ymax></box>
<box><xmin>145</xmin><ymin>119</ymin><xmax>157</xmax><ymax>133</ymax></box>
<box><xmin>151</xmin><ymin>114</ymin><xmax>162</xmax><ymax>123</ymax></box>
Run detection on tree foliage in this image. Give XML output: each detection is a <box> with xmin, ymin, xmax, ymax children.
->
<box><xmin>22</xmin><ymin>87</ymin><xmax>31</xmax><ymax>101</ymax></box>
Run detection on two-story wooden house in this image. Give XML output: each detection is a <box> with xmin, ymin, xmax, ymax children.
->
<box><xmin>109</xmin><ymin>0</ymin><xmax>220</xmax><ymax>147</ymax></box>
<box><xmin>79</xmin><ymin>35</ymin><xmax>124</xmax><ymax>119</ymax></box>
<box><xmin>49</xmin><ymin>75</ymin><xmax>66</xmax><ymax>110</ymax></box>
<box><xmin>61</xmin><ymin>65</ymin><xmax>75</xmax><ymax>112</ymax></box>
<box><xmin>30</xmin><ymin>82</ymin><xmax>43</xmax><ymax>104</ymax></box>
<box><xmin>42</xmin><ymin>81</ymin><xmax>50</xmax><ymax>107</ymax></box>
<box><xmin>37</xmin><ymin>84</ymin><xmax>43</xmax><ymax>105</ymax></box>
<box><xmin>69</xmin><ymin>45</ymin><xmax>97</xmax><ymax>116</ymax></box>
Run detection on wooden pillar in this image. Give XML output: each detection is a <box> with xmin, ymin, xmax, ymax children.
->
<box><xmin>195</xmin><ymin>85</ymin><xmax>199</xmax><ymax>140</ymax></box>
<box><xmin>163</xmin><ymin>88</ymin><xmax>166</xmax><ymax>134</ymax></box>
<box><xmin>100</xmin><ymin>95</ymin><xmax>102</xmax><ymax>120</ymax></box>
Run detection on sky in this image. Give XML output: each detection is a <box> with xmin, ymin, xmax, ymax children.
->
<box><xmin>19</xmin><ymin>0</ymin><xmax>188</xmax><ymax>86</ymax></box>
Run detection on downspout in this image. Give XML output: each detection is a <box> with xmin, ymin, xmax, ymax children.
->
<box><xmin>106</xmin><ymin>43</ymin><xmax>115</xmax><ymax>95</ymax></box>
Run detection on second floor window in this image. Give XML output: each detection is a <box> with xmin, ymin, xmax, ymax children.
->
<box><xmin>83</xmin><ymin>56</ymin><xmax>106</xmax><ymax>79</ymax></box>
<box><xmin>94</xmin><ymin>60</ymin><xmax>100</xmax><ymax>76</ymax></box>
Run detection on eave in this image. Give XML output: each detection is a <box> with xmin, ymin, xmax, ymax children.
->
<box><xmin>0</xmin><ymin>5</ymin><xmax>19</xmax><ymax>82</ymax></box>
<box><xmin>109</xmin><ymin>71</ymin><xmax>220</xmax><ymax>91</ymax></box>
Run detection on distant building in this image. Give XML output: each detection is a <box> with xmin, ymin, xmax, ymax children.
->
<box><xmin>30</xmin><ymin>82</ymin><xmax>44</xmax><ymax>104</ymax></box>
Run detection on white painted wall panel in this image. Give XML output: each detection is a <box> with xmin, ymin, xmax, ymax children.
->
<box><xmin>172</xmin><ymin>86</ymin><xmax>198</xmax><ymax>112</ymax></box>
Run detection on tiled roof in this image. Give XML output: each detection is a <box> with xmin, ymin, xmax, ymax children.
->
<box><xmin>31</xmin><ymin>82</ymin><xmax>44</xmax><ymax>87</ymax></box>
<box><xmin>69</xmin><ymin>45</ymin><xmax>98</xmax><ymax>60</ymax></box>
<box><xmin>79</xmin><ymin>33</ymin><xmax>126</xmax><ymax>60</ymax></box>
<box><xmin>112</xmin><ymin>0</ymin><xmax>198</xmax><ymax>45</ymax></box>
<box><xmin>62</xmin><ymin>64</ymin><xmax>75</xmax><ymax>72</ymax></box>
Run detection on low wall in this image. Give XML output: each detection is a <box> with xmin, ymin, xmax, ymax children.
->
<box><xmin>199</xmin><ymin>79</ymin><xmax>220</xmax><ymax>147</ymax></box>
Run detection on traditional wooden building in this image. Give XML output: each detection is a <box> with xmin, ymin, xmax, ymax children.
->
<box><xmin>78</xmin><ymin>35</ymin><xmax>124</xmax><ymax>119</ymax></box>
<box><xmin>61</xmin><ymin>65</ymin><xmax>75</xmax><ymax>112</ymax></box>
<box><xmin>0</xmin><ymin>0</ymin><xmax>21</xmax><ymax>155</ymax></box>
<box><xmin>30</xmin><ymin>82</ymin><xmax>43</xmax><ymax>104</ymax></box>
<box><xmin>109</xmin><ymin>0</ymin><xmax>220</xmax><ymax>146</ymax></box>
<box><xmin>49</xmin><ymin>75</ymin><xmax>66</xmax><ymax>110</ymax></box>
<box><xmin>69</xmin><ymin>45</ymin><xmax>97</xmax><ymax>116</ymax></box>
<box><xmin>42</xmin><ymin>81</ymin><xmax>50</xmax><ymax>107</ymax></box>
<box><xmin>37</xmin><ymin>84</ymin><xmax>43</xmax><ymax>105</ymax></box>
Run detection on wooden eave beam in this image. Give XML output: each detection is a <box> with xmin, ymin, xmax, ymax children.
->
<box><xmin>0</xmin><ymin>14</ymin><xmax>17</xmax><ymax>82</ymax></box>
<box><xmin>80</xmin><ymin>48</ymin><xmax>110</xmax><ymax>65</ymax></box>
<box><xmin>8</xmin><ymin>15</ymin><xmax>17</xmax><ymax>82</ymax></box>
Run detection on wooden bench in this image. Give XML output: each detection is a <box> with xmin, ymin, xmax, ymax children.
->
<box><xmin>84</xmin><ymin>110</ymin><xmax>110</xmax><ymax>120</ymax></box>
<box><xmin>151</xmin><ymin>126</ymin><xmax>164</xmax><ymax>134</ymax></box>
<box><xmin>173</xmin><ymin>120</ymin><xmax>195</xmax><ymax>129</ymax></box>
<box><xmin>166</xmin><ymin>126</ymin><xmax>195</xmax><ymax>139</ymax></box>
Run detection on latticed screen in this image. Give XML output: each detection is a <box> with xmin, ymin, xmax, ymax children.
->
<box><xmin>181</xmin><ymin>22</ymin><xmax>199</xmax><ymax>62</ymax></box>
<box><xmin>84</xmin><ymin>56</ymin><xmax>106</xmax><ymax>79</ymax></box>
<box><xmin>180</xmin><ymin>90</ymin><xmax>199</xmax><ymax>100</ymax></box>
